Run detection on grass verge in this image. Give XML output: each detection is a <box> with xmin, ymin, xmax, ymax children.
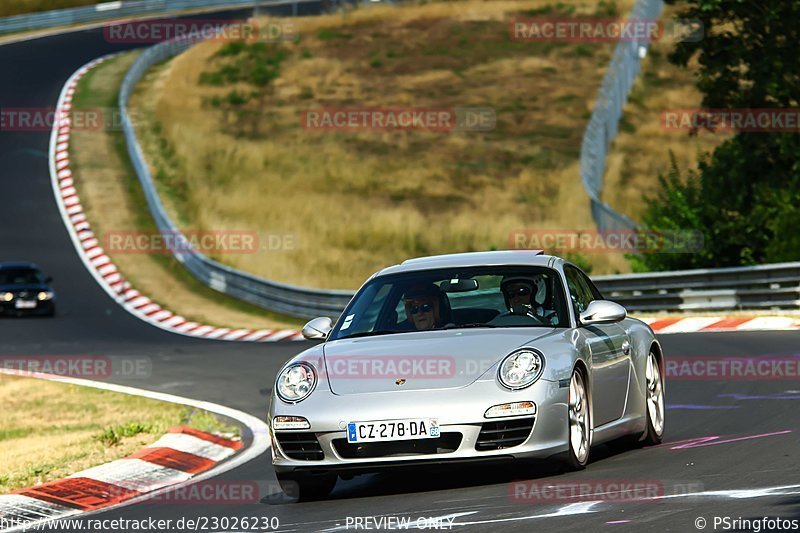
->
<box><xmin>0</xmin><ymin>374</ymin><xmax>238</xmax><ymax>494</ymax></box>
<box><xmin>69</xmin><ymin>52</ymin><xmax>303</xmax><ymax>330</ymax></box>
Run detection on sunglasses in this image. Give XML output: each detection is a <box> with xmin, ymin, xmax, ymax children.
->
<box><xmin>410</xmin><ymin>303</ymin><xmax>433</xmax><ymax>315</ymax></box>
<box><xmin>507</xmin><ymin>286</ymin><xmax>532</xmax><ymax>297</ymax></box>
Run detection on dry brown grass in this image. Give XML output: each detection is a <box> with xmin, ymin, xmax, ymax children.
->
<box><xmin>70</xmin><ymin>53</ymin><xmax>301</xmax><ymax>329</ymax></box>
<box><xmin>0</xmin><ymin>374</ymin><xmax>235</xmax><ymax>494</ymax></box>
<box><xmin>137</xmin><ymin>0</ymin><xmax>647</xmax><ymax>288</ymax></box>
<box><xmin>602</xmin><ymin>6</ymin><xmax>730</xmax><ymax>220</ymax></box>
<box><xmin>0</xmin><ymin>0</ymin><xmax>97</xmax><ymax>17</ymax></box>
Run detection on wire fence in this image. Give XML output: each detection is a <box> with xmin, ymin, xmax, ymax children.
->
<box><xmin>580</xmin><ymin>0</ymin><xmax>664</xmax><ymax>231</ymax></box>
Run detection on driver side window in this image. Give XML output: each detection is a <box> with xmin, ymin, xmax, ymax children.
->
<box><xmin>565</xmin><ymin>267</ymin><xmax>593</xmax><ymax>314</ymax></box>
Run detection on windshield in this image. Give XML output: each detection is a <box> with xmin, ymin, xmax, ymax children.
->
<box><xmin>329</xmin><ymin>266</ymin><xmax>569</xmax><ymax>341</ymax></box>
<box><xmin>0</xmin><ymin>269</ymin><xmax>43</xmax><ymax>286</ymax></box>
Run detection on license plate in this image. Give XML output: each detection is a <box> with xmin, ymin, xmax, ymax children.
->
<box><xmin>15</xmin><ymin>300</ymin><xmax>36</xmax><ymax>309</ymax></box>
<box><xmin>347</xmin><ymin>418</ymin><xmax>439</xmax><ymax>443</ymax></box>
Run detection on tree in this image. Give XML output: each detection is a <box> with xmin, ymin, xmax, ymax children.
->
<box><xmin>634</xmin><ymin>0</ymin><xmax>800</xmax><ymax>270</ymax></box>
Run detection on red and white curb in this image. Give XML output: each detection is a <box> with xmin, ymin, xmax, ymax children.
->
<box><xmin>49</xmin><ymin>55</ymin><xmax>303</xmax><ymax>342</ymax></box>
<box><xmin>0</xmin><ymin>369</ymin><xmax>270</xmax><ymax>533</ymax></box>
<box><xmin>639</xmin><ymin>315</ymin><xmax>800</xmax><ymax>334</ymax></box>
<box><xmin>0</xmin><ymin>428</ymin><xmax>241</xmax><ymax>527</ymax></box>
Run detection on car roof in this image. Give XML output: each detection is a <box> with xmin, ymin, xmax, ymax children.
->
<box><xmin>375</xmin><ymin>250</ymin><xmax>558</xmax><ymax>277</ymax></box>
<box><xmin>0</xmin><ymin>262</ymin><xmax>40</xmax><ymax>270</ymax></box>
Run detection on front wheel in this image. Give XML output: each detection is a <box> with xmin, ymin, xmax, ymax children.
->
<box><xmin>641</xmin><ymin>350</ymin><xmax>665</xmax><ymax>445</ymax></box>
<box><xmin>276</xmin><ymin>472</ymin><xmax>337</xmax><ymax>502</ymax></box>
<box><xmin>563</xmin><ymin>368</ymin><xmax>591</xmax><ymax>470</ymax></box>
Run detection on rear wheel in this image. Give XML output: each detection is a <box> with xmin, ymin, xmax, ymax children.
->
<box><xmin>563</xmin><ymin>368</ymin><xmax>591</xmax><ymax>470</ymax></box>
<box><xmin>276</xmin><ymin>472</ymin><xmax>337</xmax><ymax>502</ymax></box>
<box><xmin>641</xmin><ymin>350</ymin><xmax>665</xmax><ymax>445</ymax></box>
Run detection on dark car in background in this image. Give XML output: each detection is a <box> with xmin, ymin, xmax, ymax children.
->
<box><xmin>0</xmin><ymin>262</ymin><xmax>56</xmax><ymax>317</ymax></box>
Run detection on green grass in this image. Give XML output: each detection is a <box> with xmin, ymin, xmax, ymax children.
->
<box><xmin>1</xmin><ymin>376</ymin><xmax>240</xmax><ymax>494</ymax></box>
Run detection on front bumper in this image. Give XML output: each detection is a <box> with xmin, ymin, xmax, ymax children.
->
<box><xmin>269</xmin><ymin>378</ymin><xmax>569</xmax><ymax>474</ymax></box>
<box><xmin>0</xmin><ymin>300</ymin><xmax>54</xmax><ymax>316</ymax></box>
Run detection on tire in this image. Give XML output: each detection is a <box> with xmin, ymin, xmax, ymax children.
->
<box><xmin>562</xmin><ymin>367</ymin><xmax>591</xmax><ymax>471</ymax></box>
<box><xmin>276</xmin><ymin>472</ymin><xmax>337</xmax><ymax>502</ymax></box>
<box><xmin>641</xmin><ymin>350</ymin><xmax>665</xmax><ymax>445</ymax></box>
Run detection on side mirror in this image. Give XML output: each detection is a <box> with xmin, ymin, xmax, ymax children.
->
<box><xmin>579</xmin><ymin>300</ymin><xmax>626</xmax><ymax>325</ymax></box>
<box><xmin>45</xmin><ymin>276</ymin><xmax>53</xmax><ymax>284</ymax></box>
<box><xmin>301</xmin><ymin>317</ymin><xmax>333</xmax><ymax>340</ymax></box>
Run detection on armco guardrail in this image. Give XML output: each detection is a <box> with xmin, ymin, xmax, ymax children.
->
<box><xmin>117</xmin><ymin>3</ymin><xmax>798</xmax><ymax>320</ymax></box>
<box><xmin>579</xmin><ymin>0</ymin><xmax>664</xmax><ymax>232</ymax></box>
<box><xmin>595</xmin><ymin>262</ymin><xmax>800</xmax><ymax>312</ymax></box>
<box><xmin>0</xmin><ymin>0</ymin><xmax>257</xmax><ymax>35</ymax></box>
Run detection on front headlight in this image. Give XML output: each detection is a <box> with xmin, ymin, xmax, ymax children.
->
<box><xmin>1</xmin><ymin>292</ymin><xmax>13</xmax><ymax>302</ymax></box>
<box><xmin>37</xmin><ymin>291</ymin><xmax>54</xmax><ymax>301</ymax></box>
<box><xmin>498</xmin><ymin>349</ymin><xmax>545</xmax><ymax>390</ymax></box>
<box><xmin>276</xmin><ymin>362</ymin><xmax>317</xmax><ymax>403</ymax></box>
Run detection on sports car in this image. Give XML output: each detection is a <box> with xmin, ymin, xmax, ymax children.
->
<box><xmin>0</xmin><ymin>262</ymin><xmax>56</xmax><ymax>317</ymax></box>
<box><xmin>269</xmin><ymin>250</ymin><xmax>665</xmax><ymax>500</ymax></box>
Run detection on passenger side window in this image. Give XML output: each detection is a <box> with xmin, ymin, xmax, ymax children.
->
<box><xmin>565</xmin><ymin>267</ymin><xmax>593</xmax><ymax>314</ymax></box>
<box><xmin>579</xmin><ymin>270</ymin><xmax>603</xmax><ymax>300</ymax></box>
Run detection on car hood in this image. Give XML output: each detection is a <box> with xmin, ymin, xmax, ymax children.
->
<box><xmin>322</xmin><ymin>328</ymin><xmax>557</xmax><ymax>395</ymax></box>
<box><xmin>0</xmin><ymin>284</ymin><xmax>50</xmax><ymax>292</ymax></box>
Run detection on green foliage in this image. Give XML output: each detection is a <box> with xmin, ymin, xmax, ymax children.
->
<box><xmin>665</xmin><ymin>0</ymin><xmax>800</xmax><ymax>110</ymax></box>
<box><xmin>95</xmin><ymin>422</ymin><xmax>151</xmax><ymax>447</ymax></box>
<box><xmin>317</xmin><ymin>28</ymin><xmax>353</xmax><ymax>41</ymax></box>
<box><xmin>636</xmin><ymin>0</ymin><xmax>800</xmax><ymax>270</ymax></box>
<box><xmin>200</xmin><ymin>41</ymin><xmax>287</xmax><ymax>137</ymax></box>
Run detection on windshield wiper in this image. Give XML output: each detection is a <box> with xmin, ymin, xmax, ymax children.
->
<box><xmin>441</xmin><ymin>323</ymin><xmax>498</xmax><ymax>330</ymax></box>
<box><xmin>340</xmin><ymin>330</ymin><xmax>399</xmax><ymax>339</ymax></box>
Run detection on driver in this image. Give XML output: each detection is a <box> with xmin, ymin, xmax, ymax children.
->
<box><xmin>500</xmin><ymin>275</ymin><xmax>557</xmax><ymax>324</ymax></box>
<box><xmin>402</xmin><ymin>283</ymin><xmax>446</xmax><ymax>331</ymax></box>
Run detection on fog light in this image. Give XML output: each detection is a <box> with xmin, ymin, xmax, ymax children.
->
<box><xmin>484</xmin><ymin>401</ymin><xmax>536</xmax><ymax>418</ymax></box>
<box><xmin>273</xmin><ymin>416</ymin><xmax>311</xmax><ymax>430</ymax></box>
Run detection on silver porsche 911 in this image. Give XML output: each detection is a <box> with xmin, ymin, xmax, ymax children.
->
<box><xmin>269</xmin><ymin>251</ymin><xmax>665</xmax><ymax>500</ymax></box>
